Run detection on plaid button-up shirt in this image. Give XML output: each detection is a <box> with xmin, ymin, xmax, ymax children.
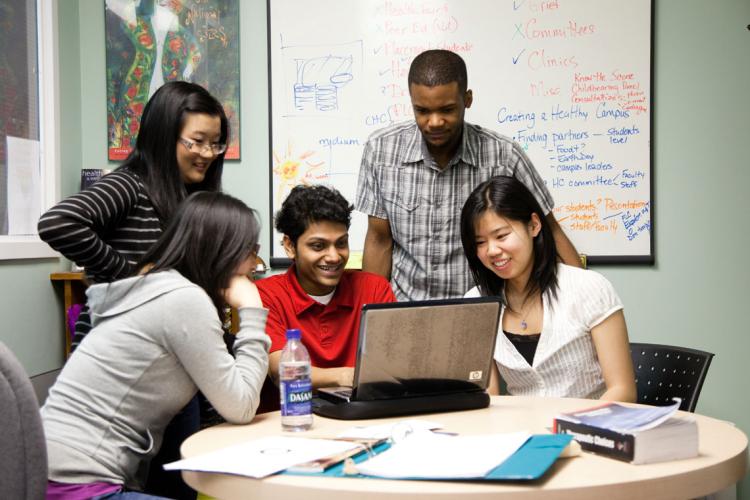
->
<box><xmin>356</xmin><ymin>121</ymin><xmax>553</xmax><ymax>301</ymax></box>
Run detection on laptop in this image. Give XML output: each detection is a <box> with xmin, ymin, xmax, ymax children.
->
<box><xmin>314</xmin><ymin>296</ymin><xmax>502</xmax><ymax>419</ymax></box>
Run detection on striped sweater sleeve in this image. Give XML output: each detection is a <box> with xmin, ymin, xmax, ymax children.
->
<box><xmin>38</xmin><ymin>170</ymin><xmax>152</xmax><ymax>282</ymax></box>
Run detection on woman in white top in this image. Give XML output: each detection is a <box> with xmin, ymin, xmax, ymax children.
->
<box><xmin>461</xmin><ymin>176</ymin><xmax>636</xmax><ymax>401</ymax></box>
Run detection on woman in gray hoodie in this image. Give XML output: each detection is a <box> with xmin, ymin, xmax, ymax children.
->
<box><xmin>42</xmin><ymin>191</ymin><xmax>270</xmax><ymax>499</ymax></box>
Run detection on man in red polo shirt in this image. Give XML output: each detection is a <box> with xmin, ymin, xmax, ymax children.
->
<box><xmin>256</xmin><ymin>184</ymin><xmax>396</xmax><ymax>388</ymax></box>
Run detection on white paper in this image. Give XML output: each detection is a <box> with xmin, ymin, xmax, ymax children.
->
<box><xmin>163</xmin><ymin>436</ymin><xmax>360</xmax><ymax>478</ymax></box>
<box><xmin>356</xmin><ymin>431</ymin><xmax>531</xmax><ymax>479</ymax></box>
<box><xmin>6</xmin><ymin>136</ymin><xmax>41</xmax><ymax>235</ymax></box>
<box><xmin>559</xmin><ymin>399</ymin><xmax>681</xmax><ymax>433</ymax></box>
<box><xmin>336</xmin><ymin>419</ymin><xmax>444</xmax><ymax>441</ymax></box>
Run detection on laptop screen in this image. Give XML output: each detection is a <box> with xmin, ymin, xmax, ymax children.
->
<box><xmin>352</xmin><ymin>297</ymin><xmax>502</xmax><ymax>401</ymax></box>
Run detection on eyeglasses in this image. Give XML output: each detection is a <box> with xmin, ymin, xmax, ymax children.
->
<box><xmin>250</xmin><ymin>243</ymin><xmax>266</xmax><ymax>277</ymax></box>
<box><xmin>179</xmin><ymin>137</ymin><xmax>227</xmax><ymax>156</ymax></box>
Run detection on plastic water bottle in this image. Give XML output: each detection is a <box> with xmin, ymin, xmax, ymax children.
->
<box><xmin>279</xmin><ymin>328</ymin><xmax>313</xmax><ymax>431</ymax></box>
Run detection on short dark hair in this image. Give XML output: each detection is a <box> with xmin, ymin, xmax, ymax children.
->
<box><xmin>122</xmin><ymin>81</ymin><xmax>227</xmax><ymax>224</ymax></box>
<box><xmin>138</xmin><ymin>191</ymin><xmax>260</xmax><ymax>318</ymax></box>
<box><xmin>275</xmin><ymin>184</ymin><xmax>352</xmax><ymax>245</ymax></box>
<box><xmin>408</xmin><ymin>49</ymin><xmax>468</xmax><ymax>93</ymax></box>
<box><xmin>460</xmin><ymin>176</ymin><xmax>558</xmax><ymax>302</ymax></box>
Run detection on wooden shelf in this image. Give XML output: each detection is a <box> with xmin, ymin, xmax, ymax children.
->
<box><xmin>49</xmin><ymin>272</ymin><xmax>88</xmax><ymax>358</ymax></box>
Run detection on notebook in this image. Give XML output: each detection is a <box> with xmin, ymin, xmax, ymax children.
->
<box><xmin>315</xmin><ymin>297</ymin><xmax>502</xmax><ymax>418</ymax></box>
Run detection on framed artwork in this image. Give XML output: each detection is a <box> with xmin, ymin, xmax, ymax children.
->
<box><xmin>105</xmin><ymin>0</ymin><xmax>240</xmax><ymax>160</ymax></box>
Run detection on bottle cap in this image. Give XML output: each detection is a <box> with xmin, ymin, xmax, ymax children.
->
<box><xmin>286</xmin><ymin>328</ymin><xmax>302</xmax><ymax>340</ymax></box>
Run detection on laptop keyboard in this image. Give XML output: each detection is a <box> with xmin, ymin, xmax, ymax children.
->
<box><xmin>336</xmin><ymin>389</ymin><xmax>353</xmax><ymax>398</ymax></box>
<box><xmin>316</xmin><ymin>387</ymin><xmax>353</xmax><ymax>404</ymax></box>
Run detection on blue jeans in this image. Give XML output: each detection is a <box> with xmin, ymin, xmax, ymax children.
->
<box><xmin>95</xmin><ymin>492</ymin><xmax>172</xmax><ymax>500</ymax></box>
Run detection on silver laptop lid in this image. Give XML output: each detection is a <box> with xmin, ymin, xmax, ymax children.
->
<box><xmin>352</xmin><ymin>297</ymin><xmax>502</xmax><ymax>401</ymax></box>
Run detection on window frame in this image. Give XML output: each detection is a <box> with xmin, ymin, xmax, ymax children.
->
<box><xmin>0</xmin><ymin>0</ymin><xmax>60</xmax><ymax>260</ymax></box>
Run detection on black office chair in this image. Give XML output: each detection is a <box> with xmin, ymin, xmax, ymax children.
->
<box><xmin>630</xmin><ymin>342</ymin><xmax>714</xmax><ymax>412</ymax></box>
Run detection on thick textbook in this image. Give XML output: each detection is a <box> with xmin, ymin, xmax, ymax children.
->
<box><xmin>553</xmin><ymin>401</ymin><xmax>698</xmax><ymax>464</ymax></box>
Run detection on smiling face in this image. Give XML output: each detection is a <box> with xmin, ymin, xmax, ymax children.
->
<box><xmin>284</xmin><ymin>220</ymin><xmax>350</xmax><ymax>296</ymax></box>
<box><xmin>409</xmin><ymin>81</ymin><xmax>472</xmax><ymax>160</ymax></box>
<box><xmin>473</xmin><ymin>210</ymin><xmax>541</xmax><ymax>291</ymax></box>
<box><xmin>176</xmin><ymin>112</ymin><xmax>222</xmax><ymax>185</ymax></box>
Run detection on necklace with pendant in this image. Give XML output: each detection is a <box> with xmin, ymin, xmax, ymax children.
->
<box><xmin>518</xmin><ymin>305</ymin><xmax>530</xmax><ymax>330</ymax></box>
<box><xmin>508</xmin><ymin>294</ymin><xmax>536</xmax><ymax>331</ymax></box>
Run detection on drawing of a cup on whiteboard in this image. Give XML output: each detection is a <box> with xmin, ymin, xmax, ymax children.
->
<box><xmin>293</xmin><ymin>55</ymin><xmax>354</xmax><ymax>112</ymax></box>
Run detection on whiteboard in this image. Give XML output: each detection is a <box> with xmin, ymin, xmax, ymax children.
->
<box><xmin>268</xmin><ymin>0</ymin><xmax>652</xmax><ymax>265</ymax></box>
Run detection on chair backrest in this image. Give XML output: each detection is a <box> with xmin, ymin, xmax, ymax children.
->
<box><xmin>0</xmin><ymin>342</ymin><xmax>48</xmax><ymax>499</ymax></box>
<box><xmin>630</xmin><ymin>342</ymin><xmax>714</xmax><ymax>412</ymax></box>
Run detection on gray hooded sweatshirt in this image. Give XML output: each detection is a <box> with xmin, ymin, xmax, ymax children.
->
<box><xmin>41</xmin><ymin>270</ymin><xmax>270</xmax><ymax>490</ymax></box>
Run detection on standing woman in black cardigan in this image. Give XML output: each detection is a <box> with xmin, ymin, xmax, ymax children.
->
<box><xmin>38</xmin><ymin>80</ymin><xmax>228</xmax><ymax>499</ymax></box>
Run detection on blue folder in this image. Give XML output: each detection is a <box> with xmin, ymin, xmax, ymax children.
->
<box><xmin>283</xmin><ymin>434</ymin><xmax>572</xmax><ymax>481</ymax></box>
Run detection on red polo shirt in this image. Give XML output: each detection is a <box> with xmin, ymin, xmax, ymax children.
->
<box><xmin>256</xmin><ymin>266</ymin><xmax>396</xmax><ymax>367</ymax></box>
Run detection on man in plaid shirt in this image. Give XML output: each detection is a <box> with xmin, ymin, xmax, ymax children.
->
<box><xmin>355</xmin><ymin>50</ymin><xmax>580</xmax><ymax>301</ymax></box>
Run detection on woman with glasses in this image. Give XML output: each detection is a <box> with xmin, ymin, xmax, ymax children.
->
<box><xmin>43</xmin><ymin>192</ymin><xmax>269</xmax><ymax>500</ymax></box>
<box><xmin>38</xmin><ymin>80</ymin><xmax>228</xmax><ymax>498</ymax></box>
<box><xmin>39</xmin><ymin>80</ymin><xmax>227</xmax><ymax>348</ymax></box>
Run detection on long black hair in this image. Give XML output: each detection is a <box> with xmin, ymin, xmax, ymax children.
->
<box><xmin>121</xmin><ymin>81</ymin><xmax>227</xmax><ymax>224</ymax></box>
<box><xmin>137</xmin><ymin>191</ymin><xmax>259</xmax><ymax>318</ymax></box>
<box><xmin>460</xmin><ymin>175</ymin><xmax>558</xmax><ymax>303</ymax></box>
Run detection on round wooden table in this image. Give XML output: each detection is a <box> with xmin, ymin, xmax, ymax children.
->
<box><xmin>180</xmin><ymin>396</ymin><xmax>748</xmax><ymax>499</ymax></box>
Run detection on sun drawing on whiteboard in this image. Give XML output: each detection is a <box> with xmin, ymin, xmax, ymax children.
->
<box><xmin>273</xmin><ymin>143</ymin><xmax>325</xmax><ymax>200</ymax></box>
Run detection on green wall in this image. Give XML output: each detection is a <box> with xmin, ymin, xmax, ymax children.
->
<box><xmin>1</xmin><ymin>0</ymin><xmax>747</xmax><ymax>494</ymax></box>
<box><xmin>0</xmin><ymin>0</ymin><xmax>84</xmax><ymax>375</ymax></box>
